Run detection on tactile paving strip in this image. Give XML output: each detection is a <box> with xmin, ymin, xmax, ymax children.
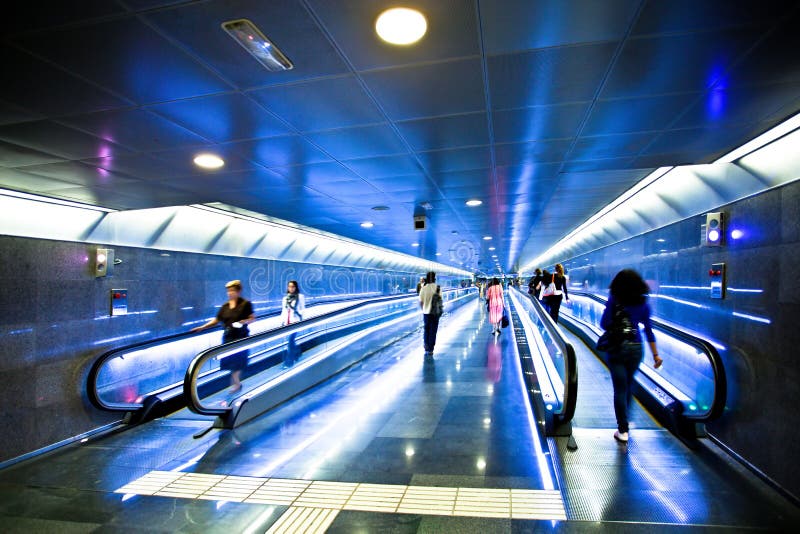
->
<box><xmin>116</xmin><ymin>471</ymin><xmax>566</xmax><ymax>521</ymax></box>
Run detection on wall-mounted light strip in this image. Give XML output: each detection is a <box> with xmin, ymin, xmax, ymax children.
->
<box><xmin>715</xmin><ymin>110</ymin><xmax>800</xmax><ymax>163</ymax></box>
<box><xmin>0</xmin><ymin>188</ymin><xmax>116</xmax><ymax>212</ymax></box>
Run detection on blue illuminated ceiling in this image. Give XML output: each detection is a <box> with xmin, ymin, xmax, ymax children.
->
<box><xmin>0</xmin><ymin>0</ymin><xmax>798</xmax><ymax>273</ymax></box>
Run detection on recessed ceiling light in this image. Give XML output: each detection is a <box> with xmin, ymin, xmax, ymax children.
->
<box><xmin>221</xmin><ymin>19</ymin><xmax>293</xmax><ymax>72</ymax></box>
<box><xmin>411</xmin><ymin>243</ymin><xmax>419</xmax><ymax>247</ymax></box>
<box><xmin>483</xmin><ymin>236</ymin><xmax>492</xmax><ymax>240</ymax></box>
<box><xmin>360</xmin><ymin>221</ymin><xmax>374</xmax><ymax>228</ymax></box>
<box><xmin>435</xmin><ymin>252</ymin><xmax>442</xmax><ymax>256</ymax></box>
<box><xmin>465</xmin><ymin>199</ymin><xmax>482</xmax><ymax>207</ymax></box>
<box><xmin>375</xmin><ymin>7</ymin><xmax>427</xmax><ymax>45</ymax></box>
<box><xmin>488</xmin><ymin>246</ymin><xmax>495</xmax><ymax>251</ymax></box>
<box><xmin>371</xmin><ymin>205</ymin><xmax>390</xmax><ymax>211</ymax></box>
<box><xmin>193</xmin><ymin>153</ymin><xmax>225</xmax><ymax>169</ymax></box>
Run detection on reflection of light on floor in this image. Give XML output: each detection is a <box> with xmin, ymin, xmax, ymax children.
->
<box><xmin>243</xmin><ymin>506</ymin><xmax>276</xmax><ymax>534</ymax></box>
<box><xmin>629</xmin><ymin>455</ymin><xmax>690</xmax><ymax>523</ymax></box>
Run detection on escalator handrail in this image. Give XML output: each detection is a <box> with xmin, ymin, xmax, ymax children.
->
<box><xmin>568</xmin><ymin>289</ymin><xmax>726</xmax><ymax>421</ymax></box>
<box><xmin>512</xmin><ymin>288</ymin><xmax>578</xmax><ymax>425</ymax></box>
<box><xmin>87</xmin><ymin>292</ymin><xmax>396</xmax><ymax>411</ymax></box>
<box><xmin>183</xmin><ymin>288</ymin><xmax>476</xmax><ymax>417</ymax></box>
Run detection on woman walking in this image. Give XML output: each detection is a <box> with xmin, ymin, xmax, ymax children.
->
<box><xmin>486</xmin><ymin>278</ymin><xmax>504</xmax><ymax>336</ymax></box>
<box><xmin>282</xmin><ymin>280</ymin><xmax>306</xmax><ymax>367</ymax></box>
<box><xmin>600</xmin><ymin>269</ymin><xmax>663</xmax><ymax>443</ymax></box>
<box><xmin>192</xmin><ymin>280</ymin><xmax>255</xmax><ymax>393</ymax></box>
<box><xmin>541</xmin><ymin>263</ymin><xmax>569</xmax><ymax>323</ymax></box>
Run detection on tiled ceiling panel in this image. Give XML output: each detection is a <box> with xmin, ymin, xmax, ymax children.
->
<box><xmin>248</xmin><ymin>76</ymin><xmax>385</xmax><ymax>132</ymax></box>
<box><xmin>149</xmin><ymin>93</ymin><xmax>291</xmax><ymax>143</ymax></box>
<box><xmin>0</xmin><ymin>0</ymin><xmax>797</xmax><ymax>273</ymax></box>
<box><xmin>480</xmin><ymin>0</ymin><xmax>640</xmax><ymax>54</ymax></box>
<box><xmin>12</xmin><ymin>17</ymin><xmax>230</xmax><ymax>104</ymax></box>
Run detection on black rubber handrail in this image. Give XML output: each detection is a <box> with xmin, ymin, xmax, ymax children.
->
<box><xmin>513</xmin><ymin>288</ymin><xmax>578</xmax><ymax>426</ymax></box>
<box><xmin>568</xmin><ymin>289</ymin><xmax>727</xmax><ymax>421</ymax></box>
<box><xmin>184</xmin><ymin>288</ymin><xmax>473</xmax><ymax>417</ymax></box>
<box><xmin>87</xmin><ymin>293</ymin><xmax>387</xmax><ymax>411</ymax></box>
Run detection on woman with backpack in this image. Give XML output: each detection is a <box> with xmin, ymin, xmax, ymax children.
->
<box><xmin>600</xmin><ymin>269</ymin><xmax>663</xmax><ymax>443</ymax></box>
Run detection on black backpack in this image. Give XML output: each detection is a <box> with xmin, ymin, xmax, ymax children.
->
<box><xmin>596</xmin><ymin>303</ymin><xmax>637</xmax><ymax>353</ymax></box>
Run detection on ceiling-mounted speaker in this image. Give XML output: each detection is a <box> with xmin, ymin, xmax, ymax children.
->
<box><xmin>414</xmin><ymin>215</ymin><xmax>428</xmax><ymax>231</ymax></box>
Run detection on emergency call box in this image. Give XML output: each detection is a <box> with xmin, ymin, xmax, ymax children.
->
<box><xmin>111</xmin><ymin>289</ymin><xmax>128</xmax><ymax>316</ymax></box>
<box><xmin>709</xmin><ymin>263</ymin><xmax>725</xmax><ymax>299</ymax></box>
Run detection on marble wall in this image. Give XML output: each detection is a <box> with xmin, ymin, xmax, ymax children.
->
<box><xmin>0</xmin><ymin>236</ymin><xmax>451</xmax><ymax>463</ymax></box>
<box><xmin>556</xmin><ymin>178</ymin><xmax>800</xmax><ymax>501</ymax></box>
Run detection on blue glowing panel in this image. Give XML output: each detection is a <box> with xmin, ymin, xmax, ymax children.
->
<box><xmin>307</xmin><ymin>0</ymin><xmax>479</xmax><ymax>71</ymax></box>
<box><xmin>396</xmin><ymin>113</ymin><xmax>489</xmax><ymax>152</ymax></box>
<box><xmin>492</xmin><ymin>103</ymin><xmax>589</xmax><ymax>143</ymax></box>
<box><xmin>150</xmin><ymin>93</ymin><xmax>291</xmax><ymax>143</ymax></box>
<box><xmin>272</xmin><ymin>162</ymin><xmax>361</xmax><ymax>187</ymax></box>
<box><xmin>62</xmin><ymin>109</ymin><xmax>208</xmax><ymax>152</ymax></box>
<box><xmin>166</xmin><ymin>168</ymin><xmax>289</xmax><ymax>194</ymax></box>
<box><xmin>361</xmin><ymin>58</ymin><xmax>485</xmax><ymax>121</ymax></box>
<box><xmin>248</xmin><ymin>76</ymin><xmax>384</xmax><ymax>132</ymax></box>
<box><xmin>488</xmin><ymin>43</ymin><xmax>616</xmax><ymax>109</ymax></box>
<box><xmin>13</xmin><ymin>17</ymin><xmax>229</xmax><ymax>104</ymax></box>
<box><xmin>342</xmin><ymin>154</ymin><xmax>423</xmax><ymax>179</ymax></box>
<box><xmin>416</xmin><ymin>146</ymin><xmax>492</xmax><ymax>174</ymax></box>
<box><xmin>601</xmin><ymin>28</ymin><xmax>763</xmax><ymax>99</ymax></box>
<box><xmin>306</xmin><ymin>124</ymin><xmax>408</xmax><ymax>160</ymax></box>
<box><xmin>431</xmin><ymin>168</ymin><xmax>492</xmax><ymax>189</ymax></box>
<box><xmin>674</xmin><ymin>83</ymin><xmax>800</xmax><ymax>129</ymax></box>
<box><xmin>230</xmin><ymin>135</ymin><xmax>332</xmax><ymax>169</ymax></box>
<box><xmin>582</xmin><ymin>93</ymin><xmax>699</xmax><ymax>136</ymax></box>
<box><xmin>493</xmin><ymin>139</ymin><xmax>573</xmax><ymax>166</ymax></box>
<box><xmin>144</xmin><ymin>0</ymin><xmax>349</xmax><ymax>88</ymax></box>
<box><xmin>568</xmin><ymin>132</ymin><xmax>657</xmax><ymax>161</ymax></box>
<box><xmin>369</xmin><ymin>174</ymin><xmax>434</xmax><ymax>194</ymax></box>
<box><xmin>481</xmin><ymin>0</ymin><xmax>639</xmax><ymax>54</ymax></box>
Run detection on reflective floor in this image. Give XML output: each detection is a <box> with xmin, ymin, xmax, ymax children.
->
<box><xmin>0</xmin><ymin>298</ymin><xmax>798</xmax><ymax>532</ymax></box>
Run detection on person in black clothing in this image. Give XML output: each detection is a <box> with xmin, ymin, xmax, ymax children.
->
<box><xmin>192</xmin><ymin>280</ymin><xmax>255</xmax><ymax>393</ymax></box>
<box><xmin>541</xmin><ymin>264</ymin><xmax>569</xmax><ymax>323</ymax></box>
<box><xmin>416</xmin><ymin>276</ymin><xmax>426</xmax><ymax>294</ymax></box>
<box><xmin>528</xmin><ymin>268</ymin><xmax>543</xmax><ymax>296</ymax></box>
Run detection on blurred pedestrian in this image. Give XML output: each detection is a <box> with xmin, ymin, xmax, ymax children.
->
<box><xmin>486</xmin><ymin>278</ymin><xmax>504</xmax><ymax>336</ymax></box>
<box><xmin>282</xmin><ymin>280</ymin><xmax>306</xmax><ymax>367</ymax></box>
<box><xmin>419</xmin><ymin>271</ymin><xmax>443</xmax><ymax>358</ymax></box>
<box><xmin>192</xmin><ymin>280</ymin><xmax>255</xmax><ymax>393</ymax></box>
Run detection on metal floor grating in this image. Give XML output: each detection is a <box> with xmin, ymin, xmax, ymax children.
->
<box><xmin>116</xmin><ymin>471</ymin><xmax>566</xmax><ymax>521</ymax></box>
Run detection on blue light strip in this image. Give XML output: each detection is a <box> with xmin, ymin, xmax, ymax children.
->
<box><xmin>732</xmin><ymin>311</ymin><xmax>771</xmax><ymax>324</ymax></box>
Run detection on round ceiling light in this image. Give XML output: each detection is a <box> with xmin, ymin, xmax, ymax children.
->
<box><xmin>360</xmin><ymin>221</ymin><xmax>374</xmax><ymax>228</ymax></box>
<box><xmin>375</xmin><ymin>8</ymin><xmax>427</xmax><ymax>45</ymax></box>
<box><xmin>483</xmin><ymin>236</ymin><xmax>492</xmax><ymax>241</ymax></box>
<box><xmin>193</xmin><ymin>153</ymin><xmax>225</xmax><ymax>169</ymax></box>
<box><xmin>465</xmin><ymin>199</ymin><xmax>482</xmax><ymax>207</ymax></box>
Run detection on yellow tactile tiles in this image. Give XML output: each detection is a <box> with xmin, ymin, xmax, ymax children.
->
<box><xmin>115</xmin><ymin>471</ymin><xmax>567</xmax><ymax>521</ymax></box>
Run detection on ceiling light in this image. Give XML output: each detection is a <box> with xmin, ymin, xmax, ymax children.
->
<box><xmin>488</xmin><ymin>246</ymin><xmax>495</xmax><ymax>251</ymax></box>
<box><xmin>435</xmin><ymin>252</ymin><xmax>442</xmax><ymax>256</ymax></box>
<box><xmin>411</xmin><ymin>243</ymin><xmax>419</xmax><ymax>247</ymax></box>
<box><xmin>360</xmin><ymin>222</ymin><xmax>374</xmax><ymax>228</ymax></box>
<box><xmin>465</xmin><ymin>199</ymin><xmax>482</xmax><ymax>207</ymax></box>
<box><xmin>193</xmin><ymin>153</ymin><xmax>225</xmax><ymax>169</ymax></box>
<box><xmin>371</xmin><ymin>205</ymin><xmax>390</xmax><ymax>211</ymax></box>
<box><xmin>375</xmin><ymin>8</ymin><xmax>427</xmax><ymax>45</ymax></box>
<box><xmin>483</xmin><ymin>236</ymin><xmax>492</xmax><ymax>240</ymax></box>
<box><xmin>222</xmin><ymin>19</ymin><xmax>293</xmax><ymax>71</ymax></box>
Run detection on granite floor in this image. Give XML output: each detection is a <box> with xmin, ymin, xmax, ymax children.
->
<box><xmin>0</xmin><ymin>297</ymin><xmax>798</xmax><ymax>532</ymax></box>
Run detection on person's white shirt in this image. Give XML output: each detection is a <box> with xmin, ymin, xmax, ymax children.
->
<box><xmin>282</xmin><ymin>293</ymin><xmax>306</xmax><ymax>325</ymax></box>
<box><xmin>419</xmin><ymin>283</ymin><xmax>439</xmax><ymax>314</ymax></box>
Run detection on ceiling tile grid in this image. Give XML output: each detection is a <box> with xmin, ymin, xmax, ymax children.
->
<box><xmin>0</xmin><ymin>0</ymin><xmax>798</xmax><ymax>273</ymax></box>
